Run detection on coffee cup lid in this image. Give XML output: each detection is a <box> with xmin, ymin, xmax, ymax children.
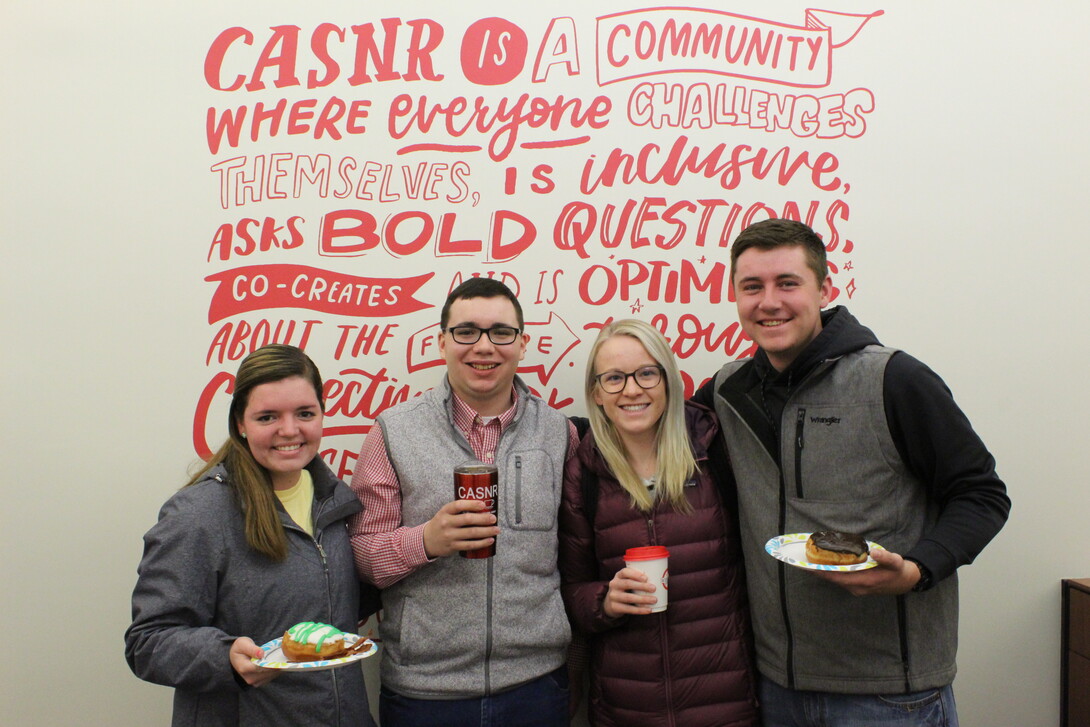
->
<box><xmin>624</xmin><ymin>545</ymin><xmax>669</xmax><ymax>561</ymax></box>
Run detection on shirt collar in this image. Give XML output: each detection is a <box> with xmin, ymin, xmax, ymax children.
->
<box><xmin>450</xmin><ymin>385</ymin><xmax>520</xmax><ymax>432</ymax></box>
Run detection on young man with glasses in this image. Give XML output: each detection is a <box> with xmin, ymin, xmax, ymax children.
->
<box><xmin>348</xmin><ymin>278</ymin><xmax>577</xmax><ymax>727</ymax></box>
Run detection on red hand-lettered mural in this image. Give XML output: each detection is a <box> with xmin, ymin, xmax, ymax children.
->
<box><xmin>195</xmin><ymin>7</ymin><xmax>880</xmax><ymax>475</ymax></box>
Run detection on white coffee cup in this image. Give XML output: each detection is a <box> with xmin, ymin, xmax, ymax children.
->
<box><xmin>624</xmin><ymin>545</ymin><xmax>670</xmax><ymax>612</ymax></box>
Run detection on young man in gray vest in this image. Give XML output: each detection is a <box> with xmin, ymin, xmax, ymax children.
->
<box><xmin>693</xmin><ymin>219</ymin><xmax>1010</xmax><ymax>726</ymax></box>
<box><xmin>348</xmin><ymin>277</ymin><xmax>576</xmax><ymax>727</ymax></box>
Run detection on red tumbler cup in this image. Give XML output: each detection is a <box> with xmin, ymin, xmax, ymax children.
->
<box><xmin>454</xmin><ymin>462</ymin><xmax>498</xmax><ymax>559</ymax></box>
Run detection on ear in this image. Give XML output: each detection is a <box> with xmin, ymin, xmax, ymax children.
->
<box><xmin>592</xmin><ymin>382</ymin><xmax>604</xmax><ymax>408</ymax></box>
<box><xmin>438</xmin><ymin>330</ymin><xmax>447</xmax><ymax>357</ymax></box>
<box><xmin>818</xmin><ymin>274</ymin><xmax>833</xmax><ymax>308</ymax></box>
<box><xmin>517</xmin><ymin>331</ymin><xmax>529</xmax><ymax>362</ymax></box>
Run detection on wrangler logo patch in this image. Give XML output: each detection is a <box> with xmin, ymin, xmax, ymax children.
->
<box><xmin>810</xmin><ymin>416</ymin><xmax>842</xmax><ymax>426</ymax></box>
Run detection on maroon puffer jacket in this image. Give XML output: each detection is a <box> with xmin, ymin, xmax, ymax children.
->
<box><xmin>559</xmin><ymin>402</ymin><xmax>758</xmax><ymax>727</ymax></box>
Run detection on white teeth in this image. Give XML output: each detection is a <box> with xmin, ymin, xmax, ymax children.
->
<box><xmin>469</xmin><ymin>363</ymin><xmax>498</xmax><ymax>370</ymax></box>
<box><xmin>274</xmin><ymin>444</ymin><xmax>302</xmax><ymax>452</ymax></box>
<box><xmin>760</xmin><ymin>320</ymin><xmax>786</xmax><ymax>327</ymax></box>
<box><xmin>620</xmin><ymin>404</ymin><xmax>648</xmax><ymax>411</ymax></box>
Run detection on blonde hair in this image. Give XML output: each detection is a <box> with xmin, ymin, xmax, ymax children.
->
<box><xmin>186</xmin><ymin>344</ymin><xmax>325</xmax><ymax>561</ymax></box>
<box><xmin>585</xmin><ymin>320</ymin><xmax>696</xmax><ymax>513</ymax></box>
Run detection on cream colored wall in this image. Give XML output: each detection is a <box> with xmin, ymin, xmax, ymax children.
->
<box><xmin>3</xmin><ymin>2</ymin><xmax>1088</xmax><ymax>725</ymax></box>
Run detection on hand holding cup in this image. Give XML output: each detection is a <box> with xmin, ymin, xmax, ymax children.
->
<box><xmin>603</xmin><ymin>566</ymin><xmax>659</xmax><ymax>618</ymax></box>
<box><xmin>454</xmin><ymin>463</ymin><xmax>499</xmax><ymax>559</ymax></box>
<box><xmin>423</xmin><ymin>500</ymin><xmax>498</xmax><ymax>558</ymax></box>
<box><xmin>619</xmin><ymin>546</ymin><xmax>670</xmax><ymax>614</ymax></box>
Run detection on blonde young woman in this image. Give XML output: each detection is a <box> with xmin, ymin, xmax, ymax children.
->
<box><xmin>558</xmin><ymin>320</ymin><xmax>758</xmax><ymax>726</ymax></box>
<box><xmin>125</xmin><ymin>344</ymin><xmax>375</xmax><ymax>727</ymax></box>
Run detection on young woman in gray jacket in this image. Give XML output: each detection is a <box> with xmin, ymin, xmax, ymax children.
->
<box><xmin>125</xmin><ymin>344</ymin><xmax>375</xmax><ymax>727</ymax></box>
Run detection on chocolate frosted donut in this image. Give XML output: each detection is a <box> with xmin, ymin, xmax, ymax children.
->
<box><xmin>805</xmin><ymin>530</ymin><xmax>869</xmax><ymax>565</ymax></box>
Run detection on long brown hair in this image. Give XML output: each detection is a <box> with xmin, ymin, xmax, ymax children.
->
<box><xmin>186</xmin><ymin>344</ymin><xmax>325</xmax><ymax>560</ymax></box>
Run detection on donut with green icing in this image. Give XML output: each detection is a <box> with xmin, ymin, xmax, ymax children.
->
<box><xmin>282</xmin><ymin>622</ymin><xmax>347</xmax><ymax>661</ymax></box>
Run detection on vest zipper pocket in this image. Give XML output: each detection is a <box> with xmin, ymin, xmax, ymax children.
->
<box><xmin>514</xmin><ymin>455</ymin><xmax>523</xmax><ymax>524</ymax></box>
<box><xmin>794</xmin><ymin>408</ymin><xmax>806</xmax><ymax>498</ymax></box>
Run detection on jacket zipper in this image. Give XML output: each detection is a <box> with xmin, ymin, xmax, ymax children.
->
<box><xmin>485</xmin><ymin>555</ymin><xmax>495</xmax><ymax>695</ymax></box>
<box><xmin>287</xmin><ymin>497</ymin><xmax>343</xmax><ymax>724</ymax></box>
<box><xmin>310</xmin><ymin>497</ymin><xmax>334</xmax><ymax>619</ymax></box>
<box><xmin>648</xmin><ymin>510</ymin><xmax>676</xmax><ymax>727</ymax></box>
<box><xmin>487</xmin><ymin>445</ymin><xmax>514</xmax><ymax>692</ymax></box>
<box><xmin>662</xmin><ymin>606</ymin><xmax>675</xmax><ymax>727</ymax></box>
<box><xmin>776</xmin><ymin>468</ymin><xmax>795</xmax><ymax>690</ymax></box>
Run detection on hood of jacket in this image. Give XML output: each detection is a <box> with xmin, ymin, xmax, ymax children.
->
<box><xmin>752</xmin><ymin>305</ymin><xmax>881</xmax><ymax>386</ymax></box>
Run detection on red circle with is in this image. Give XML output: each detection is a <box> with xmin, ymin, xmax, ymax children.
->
<box><xmin>460</xmin><ymin>18</ymin><xmax>527</xmax><ymax>85</ymax></box>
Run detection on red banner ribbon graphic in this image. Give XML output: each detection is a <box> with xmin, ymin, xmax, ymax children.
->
<box><xmin>205</xmin><ymin>265</ymin><xmax>433</xmax><ymax>323</ymax></box>
<box><xmin>596</xmin><ymin>8</ymin><xmax>883</xmax><ymax>87</ymax></box>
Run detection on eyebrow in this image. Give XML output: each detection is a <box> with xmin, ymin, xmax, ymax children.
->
<box><xmin>600</xmin><ymin>362</ymin><xmax>658</xmax><ymax>372</ymax></box>
<box><xmin>738</xmin><ymin>272</ymin><xmax>804</xmax><ymax>283</ymax></box>
<box><xmin>251</xmin><ymin>404</ymin><xmax>320</xmax><ymax>415</ymax></box>
<box><xmin>449</xmin><ymin>322</ymin><xmax>519</xmax><ymax>328</ymax></box>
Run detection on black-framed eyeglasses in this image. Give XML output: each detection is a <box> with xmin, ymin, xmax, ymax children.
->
<box><xmin>594</xmin><ymin>365</ymin><xmax>664</xmax><ymax>394</ymax></box>
<box><xmin>444</xmin><ymin>325</ymin><xmax>522</xmax><ymax>345</ymax></box>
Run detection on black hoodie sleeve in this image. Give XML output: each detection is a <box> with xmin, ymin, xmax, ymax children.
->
<box><xmin>692</xmin><ymin>374</ymin><xmax>716</xmax><ymax>408</ymax></box>
<box><xmin>883</xmin><ymin>352</ymin><xmax>1011</xmax><ymax>584</ymax></box>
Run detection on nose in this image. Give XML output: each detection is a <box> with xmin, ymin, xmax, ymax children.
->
<box><xmin>279</xmin><ymin>416</ymin><xmax>300</xmax><ymax>436</ymax></box>
<box><xmin>621</xmin><ymin>373</ymin><xmax>643</xmax><ymax>395</ymax></box>
<box><xmin>471</xmin><ymin>334</ymin><xmax>497</xmax><ymax>353</ymax></box>
<box><xmin>759</xmin><ymin>287</ymin><xmax>781</xmax><ymax>310</ymax></box>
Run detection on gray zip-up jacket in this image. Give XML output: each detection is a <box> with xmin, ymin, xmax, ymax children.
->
<box><xmin>125</xmin><ymin>459</ymin><xmax>375</xmax><ymax>727</ymax></box>
<box><xmin>377</xmin><ymin>376</ymin><xmax>571</xmax><ymax>698</ymax></box>
<box><xmin>699</xmin><ymin>307</ymin><xmax>1009</xmax><ymax>694</ymax></box>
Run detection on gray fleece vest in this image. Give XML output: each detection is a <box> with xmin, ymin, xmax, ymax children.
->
<box><xmin>377</xmin><ymin>377</ymin><xmax>571</xmax><ymax>698</ymax></box>
<box><xmin>713</xmin><ymin>345</ymin><xmax>959</xmax><ymax>694</ymax></box>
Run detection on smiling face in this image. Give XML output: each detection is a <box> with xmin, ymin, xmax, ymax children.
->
<box><xmin>439</xmin><ymin>295</ymin><xmax>528</xmax><ymax>416</ymax></box>
<box><xmin>236</xmin><ymin>375</ymin><xmax>323</xmax><ymax>490</ymax></box>
<box><xmin>733</xmin><ymin>244</ymin><xmax>833</xmax><ymax>372</ymax></box>
<box><xmin>592</xmin><ymin>334</ymin><xmax>667</xmax><ymax>448</ymax></box>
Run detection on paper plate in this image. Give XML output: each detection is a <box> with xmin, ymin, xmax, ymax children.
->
<box><xmin>765</xmin><ymin>533</ymin><xmax>883</xmax><ymax>572</ymax></box>
<box><xmin>252</xmin><ymin>634</ymin><xmax>377</xmax><ymax>671</ymax></box>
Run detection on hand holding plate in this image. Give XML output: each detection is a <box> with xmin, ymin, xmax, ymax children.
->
<box><xmin>765</xmin><ymin>533</ymin><xmax>881</xmax><ymax>573</ymax></box>
<box><xmin>250</xmin><ymin>634</ymin><xmax>377</xmax><ymax>671</ymax></box>
<box><xmin>811</xmin><ymin>547</ymin><xmax>919</xmax><ymax>596</ymax></box>
<box><xmin>231</xmin><ymin>636</ymin><xmax>279</xmax><ymax>687</ymax></box>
